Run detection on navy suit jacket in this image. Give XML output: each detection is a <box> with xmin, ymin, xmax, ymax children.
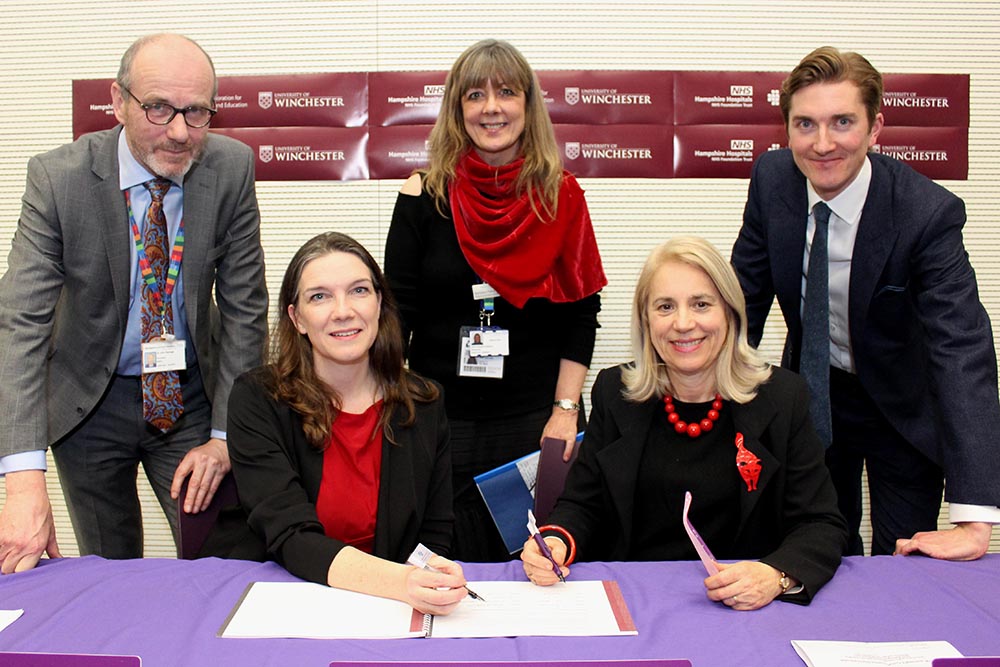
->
<box><xmin>0</xmin><ymin>126</ymin><xmax>268</xmax><ymax>455</ymax></box>
<box><xmin>732</xmin><ymin>148</ymin><xmax>1000</xmax><ymax>507</ymax></box>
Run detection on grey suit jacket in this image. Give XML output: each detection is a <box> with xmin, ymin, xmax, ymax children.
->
<box><xmin>0</xmin><ymin>126</ymin><xmax>268</xmax><ymax>455</ymax></box>
<box><xmin>732</xmin><ymin>148</ymin><xmax>1000</xmax><ymax>507</ymax></box>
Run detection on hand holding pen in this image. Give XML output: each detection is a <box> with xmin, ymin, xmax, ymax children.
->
<box><xmin>523</xmin><ymin>510</ymin><xmax>569</xmax><ymax>585</ymax></box>
<box><xmin>407</xmin><ymin>543</ymin><xmax>485</xmax><ymax>602</ymax></box>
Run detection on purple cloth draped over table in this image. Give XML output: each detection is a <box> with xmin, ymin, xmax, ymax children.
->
<box><xmin>1</xmin><ymin>555</ymin><xmax>998</xmax><ymax>667</ymax></box>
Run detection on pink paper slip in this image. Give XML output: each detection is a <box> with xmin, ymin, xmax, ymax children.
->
<box><xmin>682</xmin><ymin>491</ymin><xmax>719</xmax><ymax>575</ymax></box>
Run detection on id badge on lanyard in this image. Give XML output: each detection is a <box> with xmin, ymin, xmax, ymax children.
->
<box><xmin>126</xmin><ymin>187</ymin><xmax>187</xmax><ymax>375</ymax></box>
<box><xmin>457</xmin><ymin>282</ymin><xmax>508</xmax><ymax>379</ymax></box>
<box><xmin>142</xmin><ymin>335</ymin><xmax>187</xmax><ymax>373</ymax></box>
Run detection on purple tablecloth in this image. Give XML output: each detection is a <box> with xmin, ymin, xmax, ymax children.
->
<box><xmin>1</xmin><ymin>554</ymin><xmax>997</xmax><ymax>666</ymax></box>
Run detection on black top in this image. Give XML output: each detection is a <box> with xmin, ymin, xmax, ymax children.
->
<box><xmin>384</xmin><ymin>188</ymin><xmax>601</xmax><ymax>420</ymax></box>
<box><xmin>631</xmin><ymin>400</ymin><xmax>740</xmax><ymax>561</ymax></box>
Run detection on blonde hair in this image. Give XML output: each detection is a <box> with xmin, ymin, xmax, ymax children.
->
<box><xmin>622</xmin><ymin>237</ymin><xmax>771</xmax><ymax>403</ymax></box>
<box><xmin>422</xmin><ymin>39</ymin><xmax>563</xmax><ymax>219</ymax></box>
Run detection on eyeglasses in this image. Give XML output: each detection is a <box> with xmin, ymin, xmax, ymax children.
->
<box><xmin>119</xmin><ymin>84</ymin><xmax>217</xmax><ymax>128</ymax></box>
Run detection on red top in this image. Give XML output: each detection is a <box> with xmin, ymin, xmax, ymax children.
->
<box><xmin>315</xmin><ymin>401</ymin><xmax>384</xmax><ymax>554</ymax></box>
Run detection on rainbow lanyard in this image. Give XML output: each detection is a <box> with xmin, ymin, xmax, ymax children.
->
<box><xmin>125</xmin><ymin>188</ymin><xmax>185</xmax><ymax>333</ymax></box>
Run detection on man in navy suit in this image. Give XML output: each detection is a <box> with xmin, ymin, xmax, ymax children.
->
<box><xmin>732</xmin><ymin>46</ymin><xmax>999</xmax><ymax>559</ymax></box>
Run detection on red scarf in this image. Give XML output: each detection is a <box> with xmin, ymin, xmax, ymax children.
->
<box><xmin>449</xmin><ymin>150</ymin><xmax>607</xmax><ymax>308</ymax></box>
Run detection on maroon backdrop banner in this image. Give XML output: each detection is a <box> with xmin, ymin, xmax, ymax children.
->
<box><xmin>211</xmin><ymin>127</ymin><xmax>368</xmax><ymax>181</ymax></box>
<box><xmin>674</xmin><ymin>125</ymin><xmax>788</xmax><ymax>178</ymax></box>
<box><xmin>881</xmin><ymin>74</ymin><xmax>969</xmax><ymax>127</ymax></box>
<box><xmin>554</xmin><ymin>124</ymin><xmax>674</xmax><ymax>178</ymax></box>
<box><xmin>538</xmin><ymin>71</ymin><xmax>673</xmax><ymax>125</ymax></box>
<box><xmin>368</xmin><ymin>125</ymin><xmax>433</xmax><ymax>179</ymax></box>
<box><xmin>369</xmin><ymin>123</ymin><xmax>677</xmax><ymax>179</ymax></box>
<box><xmin>71</xmin><ymin>70</ymin><xmax>970</xmax><ymax>181</ymax></box>
<box><xmin>370</xmin><ymin>70</ymin><xmax>674</xmax><ymax>127</ymax></box>
<box><xmin>874</xmin><ymin>126</ymin><xmax>969</xmax><ymax>179</ymax></box>
<box><xmin>73</xmin><ymin>79</ymin><xmax>118</xmax><ymax>138</ymax></box>
<box><xmin>212</xmin><ymin>73</ymin><xmax>368</xmax><ymax>128</ymax></box>
<box><xmin>674</xmin><ymin>71</ymin><xmax>787</xmax><ymax>125</ymax></box>
<box><xmin>75</xmin><ymin>74</ymin><xmax>367</xmax><ymax>131</ymax></box>
<box><xmin>369</xmin><ymin>72</ymin><xmax>447</xmax><ymax>127</ymax></box>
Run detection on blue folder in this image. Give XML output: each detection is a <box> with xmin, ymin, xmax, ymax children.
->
<box><xmin>474</xmin><ymin>432</ymin><xmax>584</xmax><ymax>554</ymax></box>
<box><xmin>474</xmin><ymin>450</ymin><xmax>539</xmax><ymax>554</ymax></box>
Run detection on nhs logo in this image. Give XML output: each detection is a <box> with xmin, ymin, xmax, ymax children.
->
<box><xmin>730</xmin><ymin>85</ymin><xmax>753</xmax><ymax>96</ymax></box>
<box><xmin>731</xmin><ymin>139</ymin><xmax>754</xmax><ymax>150</ymax></box>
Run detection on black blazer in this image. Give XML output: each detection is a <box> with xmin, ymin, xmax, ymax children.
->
<box><xmin>209</xmin><ymin>368</ymin><xmax>453</xmax><ymax>585</ymax></box>
<box><xmin>548</xmin><ymin>365</ymin><xmax>847</xmax><ymax>603</ymax></box>
<box><xmin>732</xmin><ymin>149</ymin><xmax>1000</xmax><ymax>507</ymax></box>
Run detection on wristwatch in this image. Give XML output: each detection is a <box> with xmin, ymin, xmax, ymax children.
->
<box><xmin>553</xmin><ymin>399</ymin><xmax>581</xmax><ymax>411</ymax></box>
<box><xmin>778</xmin><ymin>571</ymin><xmax>792</xmax><ymax>595</ymax></box>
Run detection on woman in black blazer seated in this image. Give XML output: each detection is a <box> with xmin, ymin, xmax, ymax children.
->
<box><xmin>522</xmin><ymin>237</ymin><xmax>848</xmax><ymax>610</ymax></box>
<box><xmin>226</xmin><ymin>232</ymin><xmax>467</xmax><ymax>615</ymax></box>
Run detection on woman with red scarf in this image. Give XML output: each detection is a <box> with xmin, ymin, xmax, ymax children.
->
<box><xmin>385</xmin><ymin>39</ymin><xmax>607</xmax><ymax>562</ymax></box>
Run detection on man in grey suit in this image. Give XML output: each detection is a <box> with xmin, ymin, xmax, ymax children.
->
<box><xmin>0</xmin><ymin>33</ymin><xmax>268</xmax><ymax>573</ymax></box>
<box><xmin>732</xmin><ymin>46</ymin><xmax>999</xmax><ymax>560</ymax></box>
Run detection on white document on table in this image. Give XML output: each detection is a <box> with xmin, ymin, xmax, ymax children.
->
<box><xmin>219</xmin><ymin>579</ymin><xmax>636</xmax><ymax>640</ymax></box>
<box><xmin>220</xmin><ymin>582</ymin><xmax>421</xmax><ymax>639</ymax></box>
<box><xmin>0</xmin><ymin>609</ymin><xmax>23</xmax><ymax>634</ymax></box>
<box><xmin>426</xmin><ymin>580</ymin><xmax>636</xmax><ymax>638</ymax></box>
<box><xmin>791</xmin><ymin>640</ymin><xmax>962</xmax><ymax>667</ymax></box>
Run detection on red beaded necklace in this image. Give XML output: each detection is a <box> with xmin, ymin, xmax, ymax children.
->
<box><xmin>663</xmin><ymin>393</ymin><xmax>723</xmax><ymax>438</ymax></box>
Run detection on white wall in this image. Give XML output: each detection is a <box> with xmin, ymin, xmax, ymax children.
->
<box><xmin>2</xmin><ymin>0</ymin><xmax>999</xmax><ymax>556</ymax></box>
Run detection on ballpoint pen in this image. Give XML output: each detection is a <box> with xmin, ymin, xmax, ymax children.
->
<box><xmin>406</xmin><ymin>543</ymin><xmax>485</xmax><ymax>601</ymax></box>
<box><xmin>457</xmin><ymin>584</ymin><xmax>485</xmax><ymax>601</ymax></box>
<box><xmin>527</xmin><ymin>509</ymin><xmax>566</xmax><ymax>583</ymax></box>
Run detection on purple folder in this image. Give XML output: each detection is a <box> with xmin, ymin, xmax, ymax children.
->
<box><xmin>0</xmin><ymin>653</ymin><xmax>141</xmax><ymax>666</ymax></box>
<box><xmin>533</xmin><ymin>436</ymin><xmax>581</xmax><ymax>524</ymax></box>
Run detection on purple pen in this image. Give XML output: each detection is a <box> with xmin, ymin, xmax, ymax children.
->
<box><xmin>527</xmin><ymin>510</ymin><xmax>566</xmax><ymax>583</ymax></box>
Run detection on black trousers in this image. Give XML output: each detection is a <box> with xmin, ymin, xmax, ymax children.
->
<box><xmin>448</xmin><ymin>404</ymin><xmax>586</xmax><ymax>562</ymax></box>
<box><xmin>51</xmin><ymin>366</ymin><xmax>212</xmax><ymax>558</ymax></box>
<box><xmin>448</xmin><ymin>407</ymin><xmax>551</xmax><ymax>562</ymax></box>
<box><xmin>827</xmin><ymin>366</ymin><xmax>944</xmax><ymax>556</ymax></box>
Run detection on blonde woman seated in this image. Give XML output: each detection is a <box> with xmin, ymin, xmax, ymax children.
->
<box><xmin>522</xmin><ymin>237</ymin><xmax>847</xmax><ymax>610</ymax></box>
<box><xmin>225</xmin><ymin>232</ymin><xmax>466</xmax><ymax>615</ymax></box>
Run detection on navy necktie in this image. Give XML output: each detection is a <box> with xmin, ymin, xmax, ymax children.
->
<box><xmin>800</xmin><ymin>201</ymin><xmax>832</xmax><ymax>446</ymax></box>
